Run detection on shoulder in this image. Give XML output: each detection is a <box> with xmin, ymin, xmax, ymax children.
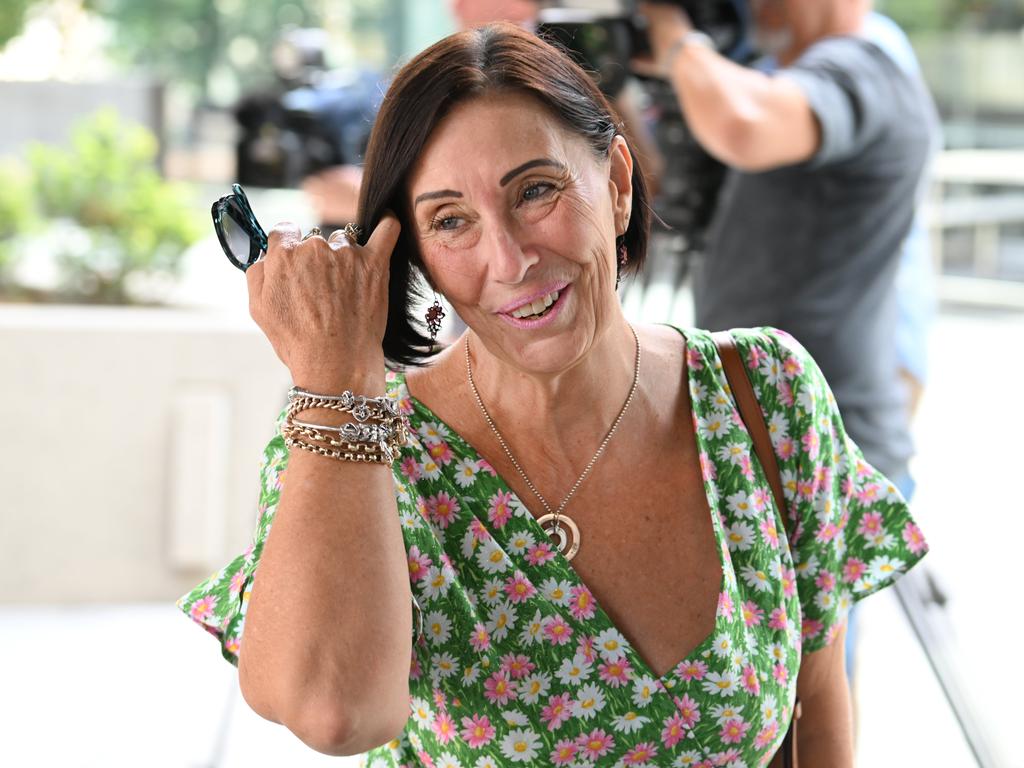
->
<box><xmin>788</xmin><ymin>34</ymin><xmax>889</xmax><ymax>75</ymax></box>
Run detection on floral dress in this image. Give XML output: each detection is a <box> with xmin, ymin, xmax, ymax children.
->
<box><xmin>179</xmin><ymin>327</ymin><xmax>927</xmax><ymax>768</ymax></box>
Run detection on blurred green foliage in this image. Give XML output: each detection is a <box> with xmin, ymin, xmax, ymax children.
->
<box><xmin>83</xmin><ymin>0</ymin><xmax>323</xmax><ymax>106</ymax></box>
<box><xmin>0</xmin><ymin>160</ymin><xmax>37</xmax><ymax>279</ymax></box>
<box><xmin>2</xmin><ymin>109</ymin><xmax>202</xmax><ymax>304</ymax></box>
<box><xmin>875</xmin><ymin>0</ymin><xmax>1024</xmax><ymax>31</ymax></box>
<box><xmin>0</xmin><ymin>0</ymin><xmax>34</xmax><ymax>48</ymax></box>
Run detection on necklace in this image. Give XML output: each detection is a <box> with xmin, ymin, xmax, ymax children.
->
<box><xmin>464</xmin><ymin>325</ymin><xmax>641</xmax><ymax>561</ymax></box>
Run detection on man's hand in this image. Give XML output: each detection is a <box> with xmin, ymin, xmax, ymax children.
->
<box><xmin>637</xmin><ymin>1</ymin><xmax>694</xmax><ymax>71</ymax></box>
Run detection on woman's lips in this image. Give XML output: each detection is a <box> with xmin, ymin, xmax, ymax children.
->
<box><xmin>497</xmin><ymin>284</ymin><xmax>571</xmax><ymax>329</ymax></box>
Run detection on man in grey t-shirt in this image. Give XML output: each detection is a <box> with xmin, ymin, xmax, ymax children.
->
<box><xmin>640</xmin><ymin>0</ymin><xmax>940</xmax><ymax>480</ymax></box>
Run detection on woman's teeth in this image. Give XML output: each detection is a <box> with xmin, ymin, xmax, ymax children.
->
<box><xmin>510</xmin><ymin>289</ymin><xmax>560</xmax><ymax>319</ymax></box>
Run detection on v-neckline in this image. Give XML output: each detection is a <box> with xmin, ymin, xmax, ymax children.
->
<box><xmin>393</xmin><ymin>326</ymin><xmax>738</xmax><ymax>687</ymax></box>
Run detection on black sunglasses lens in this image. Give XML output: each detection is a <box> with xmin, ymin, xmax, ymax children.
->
<box><xmin>221</xmin><ymin>205</ymin><xmax>256</xmax><ymax>268</ymax></box>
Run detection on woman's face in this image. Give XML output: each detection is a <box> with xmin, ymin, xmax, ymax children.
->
<box><xmin>406</xmin><ymin>91</ymin><xmax>633</xmax><ymax>376</ymax></box>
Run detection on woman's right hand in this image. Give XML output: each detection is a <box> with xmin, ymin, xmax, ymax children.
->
<box><xmin>245</xmin><ymin>213</ymin><xmax>401</xmax><ymax>392</ymax></box>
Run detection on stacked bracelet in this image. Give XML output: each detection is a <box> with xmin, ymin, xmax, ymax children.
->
<box><xmin>282</xmin><ymin>386</ymin><xmax>408</xmax><ymax>464</ymax></box>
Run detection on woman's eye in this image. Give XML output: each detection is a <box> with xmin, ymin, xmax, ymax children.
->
<box><xmin>431</xmin><ymin>215</ymin><xmax>462</xmax><ymax>231</ymax></box>
<box><xmin>521</xmin><ymin>182</ymin><xmax>555</xmax><ymax>203</ymax></box>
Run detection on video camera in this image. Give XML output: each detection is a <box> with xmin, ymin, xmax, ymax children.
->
<box><xmin>537</xmin><ymin>0</ymin><xmax>753</xmax><ymax>257</ymax></box>
<box><xmin>234</xmin><ymin>28</ymin><xmax>382</xmax><ymax>189</ymax></box>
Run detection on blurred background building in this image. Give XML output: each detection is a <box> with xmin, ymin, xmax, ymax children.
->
<box><xmin>1</xmin><ymin>1</ymin><xmax>1022</xmax><ymax>766</ymax></box>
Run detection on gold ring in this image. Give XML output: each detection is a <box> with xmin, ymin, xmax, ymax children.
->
<box><xmin>301</xmin><ymin>226</ymin><xmax>323</xmax><ymax>242</ymax></box>
<box><xmin>342</xmin><ymin>223</ymin><xmax>362</xmax><ymax>243</ymax></box>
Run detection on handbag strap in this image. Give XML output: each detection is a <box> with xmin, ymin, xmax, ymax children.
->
<box><xmin>711</xmin><ymin>331</ymin><xmax>800</xmax><ymax>768</ymax></box>
<box><xmin>711</xmin><ymin>332</ymin><xmax>788</xmax><ymax>521</ymax></box>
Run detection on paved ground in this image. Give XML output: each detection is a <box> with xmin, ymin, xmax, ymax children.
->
<box><xmin>3</xmin><ymin>292</ymin><xmax>1020</xmax><ymax>767</ymax></box>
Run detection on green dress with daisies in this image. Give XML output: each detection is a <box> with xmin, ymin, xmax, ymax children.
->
<box><xmin>179</xmin><ymin>327</ymin><xmax>927</xmax><ymax>768</ymax></box>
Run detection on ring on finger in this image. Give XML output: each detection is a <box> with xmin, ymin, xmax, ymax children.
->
<box><xmin>342</xmin><ymin>223</ymin><xmax>362</xmax><ymax>243</ymax></box>
<box><xmin>301</xmin><ymin>226</ymin><xmax>323</xmax><ymax>242</ymax></box>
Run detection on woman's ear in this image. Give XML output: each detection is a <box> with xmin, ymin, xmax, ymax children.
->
<box><xmin>608</xmin><ymin>135</ymin><xmax>634</xmax><ymax>234</ymax></box>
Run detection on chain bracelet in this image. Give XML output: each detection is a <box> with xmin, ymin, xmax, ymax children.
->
<box><xmin>288</xmin><ymin>388</ymin><xmax>399</xmax><ymax>422</ymax></box>
<box><xmin>284</xmin><ymin>435</ymin><xmax>394</xmax><ymax>464</ymax></box>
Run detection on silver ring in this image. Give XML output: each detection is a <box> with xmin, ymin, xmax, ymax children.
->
<box><xmin>301</xmin><ymin>226</ymin><xmax>323</xmax><ymax>242</ymax></box>
<box><xmin>342</xmin><ymin>223</ymin><xmax>362</xmax><ymax>243</ymax></box>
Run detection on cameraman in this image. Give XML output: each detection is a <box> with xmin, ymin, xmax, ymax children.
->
<box><xmin>639</xmin><ymin>0</ymin><xmax>939</xmax><ymax>492</ymax></box>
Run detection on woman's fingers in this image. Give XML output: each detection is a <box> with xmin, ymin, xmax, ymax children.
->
<box><xmin>267</xmin><ymin>221</ymin><xmax>303</xmax><ymax>254</ymax></box>
<box><xmin>366</xmin><ymin>211</ymin><xmax>402</xmax><ymax>262</ymax></box>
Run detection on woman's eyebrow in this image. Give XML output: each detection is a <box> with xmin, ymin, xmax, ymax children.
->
<box><xmin>500</xmin><ymin>158</ymin><xmax>565</xmax><ymax>187</ymax></box>
<box><xmin>414</xmin><ymin>189</ymin><xmax>462</xmax><ymax>209</ymax></box>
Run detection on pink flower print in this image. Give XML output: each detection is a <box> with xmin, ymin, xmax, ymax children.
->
<box><xmin>426</xmin><ymin>492</ymin><xmax>459</xmax><ymax>529</ymax></box>
<box><xmin>801</xmin><ymin>618</ymin><xmax>824</xmax><ymax>643</ymax></box>
<box><xmin>843</xmin><ymin>557</ymin><xmax>867</xmax><ymax>583</ymax></box>
<box><xmin>760</xmin><ymin>519</ymin><xmax>780</xmax><ymax>549</ymax></box>
<box><xmin>488</xmin><ymin>491</ymin><xmax>514</xmax><ymax>529</ymax></box>
<box><xmin>228</xmin><ymin>569</ymin><xmax>246</xmax><ymax>596</ymax></box>
<box><xmin>661</xmin><ymin>713</ymin><xmax>688</xmax><ymax>748</ymax></box>
<box><xmin>189</xmin><ymin>595</ymin><xmax>217</xmax><ymax>624</ymax></box>
<box><xmin>754</xmin><ymin>721</ymin><xmax>780</xmax><ymax>749</ymax></box>
<box><xmin>541</xmin><ymin>692</ymin><xmax>574</xmax><ymax>731</ymax></box>
<box><xmin>407</xmin><ymin>546</ymin><xmax>432</xmax><ymax>584</ymax></box>
<box><xmin>776</xmin><ymin>436</ymin><xmax>796</xmax><ymax>460</ymax></box>
<box><xmin>687</xmin><ymin>347</ymin><xmax>704</xmax><ymax>370</ymax></box>
<box><xmin>772</xmin><ymin>662</ymin><xmax>789</xmax><ymax>686</ymax></box>
<box><xmin>857</xmin><ymin>512</ymin><xmax>884</xmax><ymax>539</ymax></box>
<box><xmin>483</xmin><ymin>671</ymin><xmax>517</xmax><ymax>706</ymax></box>
<box><xmin>432</xmin><ymin>711</ymin><xmax>456</xmax><ymax>744</ymax></box>
<box><xmin>469</xmin><ymin>622</ymin><xmax>491</xmax><ymax>652</ymax></box>
<box><xmin>525</xmin><ymin>542</ymin><xmax>557</xmax><ymax>566</ymax></box>
<box><xmin>713</xmin><ymin>748</ymin><xmax>742</xmax><ymax>764</ymax></box>
<box><xmin>800</xmin><ymin>427</ymin><xmax>820</xmax><ymax>460</ymax></box>
<box><xmin>719</xmin><ymin>718</ymin><xmax>750</xmax><ymax>745</ymax></box>
<box><xmin>782</xmin><ymin>354</ymin><xmax>804</xmax><ymax>379</ymax></box>
<box><xmin>460</xmin><ymin>714</ymin><xmax>496</xmax><ymax>748</ymax></box>
<box><xmin>504</xmin><ymin>571</ymin><xmax>537</xmax><ymax>604</ymax></box>
<box><xmin>575</xmin><ymin>728</ymin><xmax>615</xmax><ymax>760</ymax></box>
<box><xmin>224</xmin><ymin>636</ymin><xmax>240</xmax><ymax>656</ymax></box>
<box><xmin>717</xmin><ymin>590</ymin><xmax>735</xmax><ymax>621</ymax></box>
<box><xmin>742</xmin><ymin>601</ymin><xmax>764</xmax><ymax>627</ymax></box>
<box><xmin>750</xmin><ymin>487</ymin><xmax>771</xmax><ymax>511</ymax></box>
<box><xmin>780</xmin><ymin>568</ymin><xmax>797</xmax><ymax>598</ymax></box>
<box><xmin>568</xmin><ymin>585</ymin><xmax>597</xmax><ymax>620</ymax></box>
<box><xmin>903</xmin><ymin>522</ymin><xmax>927</xmax><ymax>554</ymax></box>
<box><xmin>740</xmin><ymin>664</ymin><xmax>761</xmax><ymax>696</ymax></box>
<box><xmin>597</xmin><ymin>656</ymin><xmax>633</xmax><ymax>687</ymax></box>
<box><xmin>400</xmin><ymin>455</ymin><xmax>422</xmax><ymax>481</ymax></box>
<box><xmin>673</xmin><ymin>693</ymin><xmax>701</xmax><ymax>728</ymax></box>
<box><xmin>477</xmin><ymin>458</ymin><xmax>497</xmax><ymax>476</ymax></box>
<box><xmin>427</xmin><ymin>440</ymin><xmax>454</xmax><ymax>466</ymax></box>
<box><xmin>746</xmin><ymin>344</ymin><xmax>767</xmax><ymax>369</ymax></box>
<box><xmin>500</xmin><ymin>653</ymin><xmax>536</xmax><ymax>680</ymax></box>
<box><xmin>576</xmin><ymin>634</ymin><xmax>597</xmax><ymax>663</ymax></box>
<box><xmin>777</xmin><ymin>378</ymin><xmax>794</xmax><ymax>407</ymax></box>
<box><xmin>433</xmin><ymin>687</ymin><xmax>447</xmax><ymax>712</ymax></box>
<box><xmin>623</xmin><ymin>742</ymin><xmax>658</xmax><ymax>764</ymax></box>
<box><xmin>409</xmin><ymin>654</ymin><xmax>423</xmax><ymax>680</ymax></box>
<box><xmin>469</xmin><ymin>519</ymin><xmax>491</xmax><ymax>543</ymax></box>
<box><xmin>675</xmin><ymin>659</ymin><xmax>708</xmax><ymax>682</ymax></box>
<box><xmin>550</xmin><ymin>739</ymin><xmax>580</xmax><ymax>765</ymax></box>
<box><xmin>739</xmin><ymin>453</ymin><xmax>754</xmax><ymax>481</ymax></box>
<box><xmin>543</xmin><ymin>615</ymin><xmax>574</xmax><ymax>646</ymax></box>
<box><xmin>699</xmin><ymin>450</ymin><xmax>717</xmax><ymax>480</ymax></box>
<box><xmin>416</xmin><ymin>749</ymin><xmax>436</xmax><ymax>768</ymax></box>
<box><xmin>815</xmin><ymin>570</ymin><xmax>837</xmax><ymax>592</ymax></box>
<box><xmin>816</xmin><ymin>520</ymin><xmax>841</xmax><ymax>544</ymax></box>
<box><xmin>856</xmin><ymin>482</ymin><xmax>882</xmax><ymax>505</ymax></box>
<box><xmin>768</xmin><ymin>607</ymin><xmax>788</xmax><ymax>631</ymax></box>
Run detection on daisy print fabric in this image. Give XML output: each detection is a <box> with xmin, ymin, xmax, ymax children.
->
<box><xmin>178</xmin><ymin>326</ymin><xmax>927</xmax><ymax>767</ymax></box>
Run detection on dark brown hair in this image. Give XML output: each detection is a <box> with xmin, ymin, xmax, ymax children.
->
<box><xmin>358</xmin><ymin>22</ymin><xmax>650</xmax><ymax>367</ymax></box>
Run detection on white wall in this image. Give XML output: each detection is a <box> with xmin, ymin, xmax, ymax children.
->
<box><xmin>0</xmin><ymin>305</ymin><xmax>291</xmax><ymax>602</ymax></box>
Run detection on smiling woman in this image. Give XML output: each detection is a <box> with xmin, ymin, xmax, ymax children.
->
<box><xmin>177</xmin><ymin>22</ymin><xmax>927</xmax><ymax>768</ymax></box>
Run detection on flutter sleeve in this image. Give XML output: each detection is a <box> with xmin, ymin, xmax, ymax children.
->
<box><xmin>176</xmin><ymin>413</ymin><xmax>290</xmax><ymax>666</ymax></box>
<box><xmin>732</xmin><ymin>327</ymin><xmax>929</xmax><ymax>654</ymax></box>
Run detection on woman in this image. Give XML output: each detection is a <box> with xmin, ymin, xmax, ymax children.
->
<box><xmin>179</xmin><ymin>24</ymin><xmax>926</xmax><ymax>767</ymax></box>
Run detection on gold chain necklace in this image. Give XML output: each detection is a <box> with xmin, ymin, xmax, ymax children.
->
<box><xmin>464</xmin><ymin>325</ymin><xmax>641</xmax><ymax>561</ymax></box>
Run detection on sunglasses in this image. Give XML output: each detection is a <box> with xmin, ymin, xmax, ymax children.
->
<box><xmin>211</xmin><ymin>184</ymin><xmax>269</xmax><ymax>272</ymax></box>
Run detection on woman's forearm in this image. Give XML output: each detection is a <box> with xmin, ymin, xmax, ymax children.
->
<box><xmin>238</xmin><ymin>382</ymin><xmax>413</xmax><ymax>754</ymax></box>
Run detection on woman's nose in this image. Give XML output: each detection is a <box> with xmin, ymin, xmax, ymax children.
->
<box><xmin>485</xmin><ymin>225</ymin><xmax>538</xmax><ymax>285</ymax></box>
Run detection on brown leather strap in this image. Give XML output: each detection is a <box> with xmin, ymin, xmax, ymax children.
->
<box><xmin>711</xmin><ymin>331</ymin><xmax>788</xmax><ymax>527</ymax></box>
<box><xmin>712</xmin><ymin>331</ymin><xmax>799</xmax><ymax>768</ymax></box>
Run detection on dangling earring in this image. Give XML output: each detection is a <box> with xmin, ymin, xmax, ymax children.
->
<box><xmin>425</xmin><ymin>294</ymin><xmax>446</xmax><ymax>344</ymax></box>
<box><xmin>616</xmin><ymin>236</ymin><xmax>629</xmax><ymax>289</ymax></box>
